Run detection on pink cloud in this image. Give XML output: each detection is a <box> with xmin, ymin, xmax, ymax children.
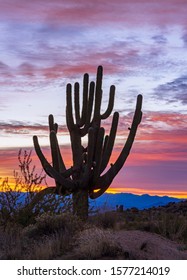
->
<box><xmin>1</xmin><ymin>55</ymin><xmax>123</xmax><ymax>82</ymax></box>
<box><xmin>115</xmin><ymin>158</ymin><xmax>187</xmax><ymax>193</ymax></box>
<box><xmin>1</xmin><ymin>0</ymin><xmax>187</xmax><ymax>27</ymax></box>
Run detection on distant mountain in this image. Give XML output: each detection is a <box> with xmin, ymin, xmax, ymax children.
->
<box><xmin>0</xmin><ymin>191</ymin><xmax>184</xmax><ymax>212</ymax></box>
<box><xmin>90</xmin><ymin>193</ymin><xmax>184</xmax><ymax>211</ymax></box>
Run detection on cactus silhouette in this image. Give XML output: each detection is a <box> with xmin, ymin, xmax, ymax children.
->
<box><xmin>33</xmin><ymin>65</ymin><xmax>142</xmax><ymax>219</ymax></box>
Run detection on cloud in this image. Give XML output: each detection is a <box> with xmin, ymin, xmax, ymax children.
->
<box><xmin>143</xmin><ymin>111</ymin><xmax>187</xmax><ymax>128</ymax></box>
<box><xmin>154</xmin><ymin>75</ymin><xmax>187</xmax><ymax>105</ymax></box>
<box><xmin>151</xmin><ymin>34</ymin><xmax>168</xmax><ymax>45</ymax></box>
<box><xmin>0</xmin><ymin>121</ymin><xmax>68</xmax><ymax>135</ymax></box>
<box><xmin>182</xmin><ymin>32</ymin><xmax>187</xmax><ymax>45</ymax></box>
<box><xmin>0</xmin><ymin>61</ymin><xmax>9</xmax><ymax>70</ymax></box>
<box><xmin>0</xmin><ymin>61</ymin><xmax>13</xmax><ymax>78</ymax></box>
<box><xmin>0</xmin><ymin>37</ymin><xmax>168</xmax><ymax>83</ymax></box>
<box><xmin>111</xmin><ymin>111</ymin><xmax>187</xmax><ymax>167</ymax></box>
<box><xmin>1</xmin><ymin>0</ymin><xmax>187</xmax><ymax>27</ymax></box>
<box><xmin>0</xmin><ymin>5</ymin><xmax>185</xmax><ymax>90</ymax></box>
<box><xmin>115</xmin><ymin>159</ymin><xmax>187</xmax><ymax>194</ymax></box>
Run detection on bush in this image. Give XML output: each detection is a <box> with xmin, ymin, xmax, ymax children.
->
<box><xmin>0</xmin><ymin>225</ymin><xmax>29</xmax><ymax>260</ymax></box>
<box><xmin>89</xmin><ymin>212</ymin><xmax>118</xmax><ymax>229</ymax></box>
<box><xmin>154</xmin><ymin>213</ymin><xmax>187</xmax><ymax>242</ymax></box>
<box><xmin>23</xmin><ymin>212</ymin><xmax>83</xmax><ymax>238</ymax></box>
<box><xmin>0</xmin><ymin>150</ymin><xmax>72</xmax><ymax>227</ymax></box>
<box><xmin>25</xmin><ymin>231</ymin><xmax>71</xmax><ymax>259</ymax></box>
<box><xmin>72</xmin><ymin>227</ymin><xmax>123</xmax><ymax>259</ymax></box>
<box><xmin>0</xmin><ymin>212</ymin><xmax>84</xmax><ymax>260</ymax></box>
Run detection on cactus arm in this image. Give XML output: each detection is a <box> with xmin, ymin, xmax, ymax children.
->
<box><xmin>49</xmin><ymin>114</ymin><xmax>54</xmax><ymax>131</ymax></box>
<box><xmin>33</xmin><ymin>136</ymin><xmax>53</xmax><ymax>178</ymax></box>
<box><xmin>50</xmin><ymin>131</ymin><xmax>60</xmax><ymax>172</ymax></box>
<box><xmin>103</xmin><ymin>135</ymin><xmax>109</xmax><ymax>153</ymax></box>
<box><xmin>90</xmin><ymin>94</ymin><xmax>143</xmax><ymax>198</ymax></box>
<box><xmin>66</xmin><ymin>85</ymin><xmax>83</xmax><ymax>169</ymax></box>
<box><xmin>93</xmin><ymin>65</ymin><xmax>103</xmax><ymax>125</ymax></box>
<box><xmin>100</xmin><ymin>112</ymin><xmax>119</xmax><ymax>173</ymax></box>
<box><xmin>80</xmin><ymin>81</ymin><xmax>95</xmax><ymax>137</ymax></box>
<box><xmin>101</xmin><ymin>85</ymin><xmax>115</xmax><ymax>119</ymax></box>
<box><xmin>48</xmin><ymin>114</ymin><xmax>58</xmax><ymax>133</ymax></box>
<box><xmin>92</xmin><ymin>127</ymin><xmax>105</xmax><ymax>184</ymax></box>
<box><xmin>87</xmin><ymin>127</ymin><xmax>95</xmax><ymax>170</ymax></box>
<box><xmin>48</xmin><ymin>114</ymin><xmax>66</xmax><ymax>173</ymax></box>
<box><xmin>66</xmin><ymin>83</ymin><xmax>75</xmax><ymax>131</ymax></box>
<box><xmin>74</xmin><ymin>82</ymin><xmax>81</xmax><ymax>126</ymax></box>
<box><xmin>79</xmin><ymin>73</ymin><xmax>89</xmax><ymax>127</ymax></box>
<box><xmin>33</xmin><ymin>135</ymin><xmax>75</xmax><ymax>191</ymax></box>
<box><xmin>54</xmin><ymin>123</ymin><xmax>58</xmax><ymax>133</ymax></box>
<box><xmin>61</xmin><ymin>166</ymin><xmax>75</xmax><ymax>178</ymax></box>
<box><xmin>55</xmin><ymin>138</ymin><xmax>66</xmax><ymax>173</ymax></box>
<box><xmin>50</xmin><ymin>130</ymin><xmax>66</xmax><ymax>172</ymax></box>
<box><xmin>66</xmin><ymin>82</ymin><xmax>82</xmax><ymax>168</ymax></box>
<box><xmin>69</xmin><ymin>129</ymin><xmax>82</xmax><ymax>170</ymax></box>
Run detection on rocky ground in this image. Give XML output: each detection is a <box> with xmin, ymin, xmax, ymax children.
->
<box><xmin>115</xmin><ymin>229</ymin><xmax>187</xmax><ymax>260</ymax></box>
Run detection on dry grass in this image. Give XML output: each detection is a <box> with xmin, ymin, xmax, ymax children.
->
<box><xmin>0</xmin><ymin>212</ymin><xmax>83</xmax><ymax>259</ymax></box>
<box><xmin>153</xmin><ymin>213</ymin><xmax>187</xmax><ymax>242</ymax></box>
<box><xmin>26</xmin><ymin>231</ymin><xmax>73</xmax><ymax>259</ymax></box>
<box><xmin>88</xmin><ymin>211</ymin><xmax>119</xmax><ymax>229</ymax></box>
<box><xmin>0</xmin><ymin>225</ymin><xmax>28</xmax><ymax>259</ymax></box>
<box><xmin>70</xmin><ymin>227</ymin><xmax>123</xmax><ymax>259</ymax></box>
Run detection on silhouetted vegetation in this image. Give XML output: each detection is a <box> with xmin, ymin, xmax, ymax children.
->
<box><xmin>0</xmin><ymin>150</ymin><xmax>72</xmax><ymax>228</ymax></box>
<box><xmin>33</xmin><ymin>65</ymin><xmax>142</xmax><ymax>219</ymax></box>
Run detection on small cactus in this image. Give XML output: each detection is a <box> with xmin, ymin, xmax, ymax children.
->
<box><xmin>33</xmin><ymin>66</ymin><xmax>143</xmax><ymax>219</ymax></box>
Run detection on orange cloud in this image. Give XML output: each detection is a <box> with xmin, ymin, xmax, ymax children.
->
<box><xmin>107</xmin><ymin>187</ymin><xmax>187</xmax><ymax>199</ymax></box>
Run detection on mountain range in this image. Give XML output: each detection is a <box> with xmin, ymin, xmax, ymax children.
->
<box><xmin>0</xmin><ymin>191</ymin><xmax>184</xmax><ymax>212</ymax></box>
<box><xmin>90</xmin><ymin>193</ymin><xmax>184</xmax><ymax>211</ymax></box>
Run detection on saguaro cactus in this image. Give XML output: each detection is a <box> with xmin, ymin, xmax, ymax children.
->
<box><xmin>33</xmin><ymin>66</ymin><xmax>142</xmax><ymax>219</ymax></box>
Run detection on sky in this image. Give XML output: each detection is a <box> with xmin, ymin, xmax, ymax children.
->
<box><xmin>0</xmin><ymin>0</ymin><xmax>187</xmax><ymax>198</ymax></box>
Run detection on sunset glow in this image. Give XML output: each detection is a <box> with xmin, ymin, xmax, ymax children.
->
<box><xmin>0</xmin><ymin>0</ymin><xmax>187</xmax><ymax>198</ymax></box>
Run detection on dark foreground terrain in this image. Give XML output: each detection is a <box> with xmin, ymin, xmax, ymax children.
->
<box><xmin>0</xmin><ymin>200</ymin><xmax>187</xmax><ymax>260</ymax></box>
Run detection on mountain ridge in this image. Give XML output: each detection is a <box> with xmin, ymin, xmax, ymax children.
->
<box><xmin>90</xmin><ymin>192</ymin><xmax>184</xmax><ymax>211</ymax></box>
<box><xmin>0</xmin><ymin>191</ymin><xmax>185</xmax><ymax>212</ymax></box>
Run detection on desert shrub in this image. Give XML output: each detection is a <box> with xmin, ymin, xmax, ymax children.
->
<box><xmin>154</xmin><ymin>213</ymin><xmax>187</xmax><ymax>242</ymax></box>
<box><xmin>0</xmin><ymin>225</ymin><xmax>30</xmax><ymax>260</ymax></box>
<box><xmin>136</xmin><ymin>221</ymin><xmax>156</xmax><ymax>232</ymax></box>
<box><xmin>25</xmin><ymin>231</ymin><xmax>74</xmax><ymax>260</ymax></box>
<box><xmin>0</xmin><ymin>225</ymin><xmax>74</xmax><ymax>260</ymax></box>
<box><xmin>23</xmin><ymin>212</ymin><xmax>83</xmax><ymax>238</ymax></box>
<box><xmin>0</xmin><ymin>150</ymin><xmax>72</xmax><ymax>227</ymax></box>
<box><xmin>89</xmin><ymin>212</ymin><xmax>118</xmax><ymax>229</ymax></box>
<box><xmin>0</xmin><ymin>212</ymin><xmax>83</xmax><ymax>260</ymax></box>
<box><xmin>72</xmin><ymin>227</ymin><xmax>123</xmax><ymax>259</ymax></box>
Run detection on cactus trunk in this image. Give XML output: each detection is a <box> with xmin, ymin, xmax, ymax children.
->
<box><xmin>73</xmin><ymin>189</ymin><xmax>89</xmax><ymax>220</ymax></box>
<box><xmin>33</xmin><ymin>65</ymin><xmax>143</xmax><ymax>219</ymax></box>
